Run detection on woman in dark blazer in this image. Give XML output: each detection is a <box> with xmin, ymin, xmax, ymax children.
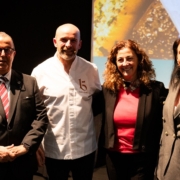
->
<box><xmin>99</xmin><ymin>40</ymin><xmax>168</xmax><ymax>180</ymax></box>
<box><xmin>156</xmin><ymin>38</ymin><xmax>180</xmax><ymax>180</ymax></box>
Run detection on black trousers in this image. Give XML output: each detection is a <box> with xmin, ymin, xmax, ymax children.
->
<box><xmin>106</xmin><ymin>150</ymin><xmax>157</xmax><ymax>180</ymax></box>
<box><xmin>0</xmin><ymin>162</ymin><xmax>34</xmax><ymax>180</ymax></box>
<box><xmin>45</xmin><ymin>151</ymin><xmax>95</xmax><ymax>180</ymax></box>
<box><xmin>0</xmin><ymin>155</ymin><xmax>37</xmax><ymax>180</ymax></box>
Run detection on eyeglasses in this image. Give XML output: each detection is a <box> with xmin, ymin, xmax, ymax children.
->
<box><xmin>0</xmin><ymin>48</ymin><xmax>15</xmax><ymax>55</ymax></box>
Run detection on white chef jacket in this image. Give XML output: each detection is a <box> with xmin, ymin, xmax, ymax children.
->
<box><xmin>31</xmin><ymin>54</ymin><xmax>101</xmax><ymax>160</ymax></box>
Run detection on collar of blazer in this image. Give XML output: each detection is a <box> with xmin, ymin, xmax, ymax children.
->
<box><xmin>171</xmin><ymin>84</ymin><xmax>180</xmax><ymax>119</ymax></box>
<box><xmin>0</xmin><ymin>70</ymin><xmax>24</xmax><ymax>123</ymax></box>
<box><xmin>5</xmin><ymin>70</ymin><xmax>25</xmax><ymax>123</ymax></box>
<box><xmin>10</xmin><ymin>70</ymin><xmax>25</xmax><ymax>92</ymax></box>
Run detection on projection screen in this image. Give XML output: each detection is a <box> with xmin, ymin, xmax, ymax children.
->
<box><xmin>92</xmin><ymin>0</ymin><xmax>180</xmax><ymax>88</ymax></box>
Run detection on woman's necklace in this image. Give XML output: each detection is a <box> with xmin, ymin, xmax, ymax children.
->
<box><xmin>122</xmin><ymin>79</ymin><xmax>140</xmax><ymax>92</ymax></box>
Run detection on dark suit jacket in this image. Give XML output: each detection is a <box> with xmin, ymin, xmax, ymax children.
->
<box><xmin>0</xmin><ymin>70</ymin><xmax>48</xmax><ymax>179</ymax></box>
<box><xmin>93</xmin><ymin>81</ymin><xmax>168</xmax><ymax>155</ymax></box>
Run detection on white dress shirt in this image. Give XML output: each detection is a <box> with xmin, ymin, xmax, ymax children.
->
<box><xmin>31</xmin><ymin>54</ymin><xmax>101</xmax><ymax>160</ymax></box>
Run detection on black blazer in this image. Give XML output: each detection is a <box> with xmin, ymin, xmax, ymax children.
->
<box><xmin>0</xmin><ymin>70</ymin><xmax>48</xmax><ymax>179</ymax></box>
<box><xmin>93</xmin><ymin>81</ymin><xmax>168</xmax><ymax>154</ymax></box>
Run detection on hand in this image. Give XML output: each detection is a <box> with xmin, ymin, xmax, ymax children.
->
<box><xmin>9</xmin><ymin>145</ymin><xmax>28</xmax><ymax>158</ymax></box>
<box><xmin>0</xmin><ymin>145</ymin><xmax>16</xmax><ymax>162</ymax></box>
<box><xmin>36</xmin><ymin>145</ymin><xmax>45</xmax><ymax>167</ymax></box>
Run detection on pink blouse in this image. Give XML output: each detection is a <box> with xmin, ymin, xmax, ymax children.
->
<box><xmin>112</xmin><ymin>87</ymin><xmax>140</xmax><ymax>153</ymax></box>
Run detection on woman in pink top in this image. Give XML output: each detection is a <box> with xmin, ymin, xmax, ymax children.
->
<box><xmin>99</xmin><ymin>40</ymin><xmax>168</xmax><ymax>180</ymax></box>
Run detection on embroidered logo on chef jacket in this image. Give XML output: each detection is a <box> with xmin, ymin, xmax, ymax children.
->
<box><xmin>79</xmin><ymin>79</ymin><xmax>87</xmax><ymax>91</ymax></box>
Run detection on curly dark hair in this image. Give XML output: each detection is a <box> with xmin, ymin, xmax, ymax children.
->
<box><xmin>103</xmin><ymin>40</ymin><xmax>155</xmax><ymax>93</ymax></box>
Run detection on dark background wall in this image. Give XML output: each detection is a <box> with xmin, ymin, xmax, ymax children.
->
<box><xmin>1</xmin><ymin>0</ymin><xmax>92</xmax><ymax>74</ymax></box>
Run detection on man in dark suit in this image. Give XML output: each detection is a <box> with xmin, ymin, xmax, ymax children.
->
<box><xmin>0</xmin><ymin>32</ymin><xmax>48</xmax><ymax>180</ymax></box>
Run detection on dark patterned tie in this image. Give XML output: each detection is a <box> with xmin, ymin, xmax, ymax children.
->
<box><xmin>0</xmin><ymin>77</ymin><xmax>9</xmax><ymax>119</ymax></box>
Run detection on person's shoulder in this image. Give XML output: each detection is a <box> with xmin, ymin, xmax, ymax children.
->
<box><xmin>102</xmin><ymin>84</ymin><xmax>116</xmax><ymax>97</ymax></box>
<box><xmin>149</xmin><ymin>80</ymin><xmax>168</xmax><ymax>95</ymax></box>
<box><xmin>77</xmin><ymin>56</ymin><xmax>98</xmax><ymax>69</ymax></box>
<box><xmin>150</xmin><ymin>80</ymin><xmax>165</xmax><ymax>88</ymax></box>
<box><xmin>22</xmin><ymin>72</ymin><xmax>36</xmax><ymax>82</ymax></box>
<box><xmin>31</xmin><ymin>56</ymin><xmax>55</xmax><ymax>76</ymax></box>
<box><xmin>22</xmin><ymin>73</ymin><xmax>35</xmax><ymax>79</ymax></box>
<box><xmin>12</xmin><ymin>70</ymin><xmax>36</xmax><ymax>82</ymax></box>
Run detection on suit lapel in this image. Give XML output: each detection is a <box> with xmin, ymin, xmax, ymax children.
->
<box><xmin>173</xmin><ymin>85</ymin><xmax>180</xmax><ymax>119</ymax></box>
<box><xmin>174</xmin><ymin>103</ymin><xmax>180</xmax><ymax>119</ymax></box>
<box><xmin>104</xmin><ymin>88</ymin><xmax>117</xmax><ymax>121</ymax></box>
<box><xmin>8</xmin><ymin>70</ymin><xmax>24</xmax><ymax>123</ymax></box>
<box><xmin>0</xmin><ymin>97</ymin><xmax>7</xmax><ymax>123</ymax></box>
<box><xmin>133</xmin><ymin>85</ymin><xmax>147</xmax><ymax>149</ymax></box>
<box><xmin>164</xmin><ymin>85</ymin><xmax>179</xmax><ymax>132</ymax></box>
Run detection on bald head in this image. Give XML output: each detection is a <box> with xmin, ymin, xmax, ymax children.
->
<box><xmin>53</xmin><ymin>23</ymin><xmax>82</xmax><ymax>62</ymax></box>
<box><xmin>55</xmin><ymin>23</ymin><xmax>81</xmax><ymax>40</ymax></box>
<box><xmin>0</xmin><ymin>32</ymin><xmax>15</xmax><ymax>49</ymax></box>
<box><xmin>0</xmin><ymin>32</ymin><xmax>16</xmax><ymax>75</ymax></box>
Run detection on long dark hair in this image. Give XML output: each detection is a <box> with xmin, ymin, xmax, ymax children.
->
<box><xmin>170</xmin><ymin>38</ymin><xmax>180</xmax><ymax>89</ymax></box>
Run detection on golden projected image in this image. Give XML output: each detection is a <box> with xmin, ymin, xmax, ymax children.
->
<box><xmin>93</xmin><ymin>0</ymin><xmax>178</xmax><ymax>59</ymax></box>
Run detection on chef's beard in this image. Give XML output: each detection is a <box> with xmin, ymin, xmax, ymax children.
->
<box><xmin>59</xmin><ymin>50</ymin><xmax>77</xmax><ymax>61</ymax></box>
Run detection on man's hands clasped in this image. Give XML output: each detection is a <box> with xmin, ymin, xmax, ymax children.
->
<box><xmin>0</xmin><ymin>144</ymin><xmax>28</xmax><ymax>163</ymax></box>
